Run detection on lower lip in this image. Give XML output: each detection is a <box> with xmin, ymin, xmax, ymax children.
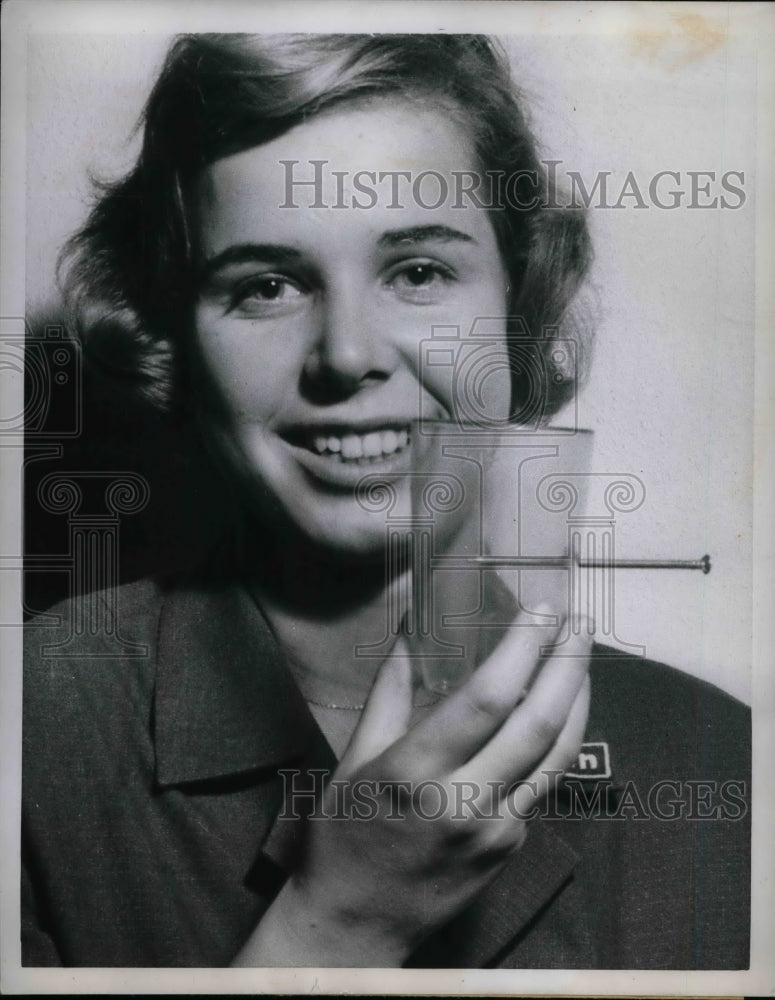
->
<box><xmin>284</xmin><ymin>438</ymin><xmax>413</xmax><ymax>490</ymax></box>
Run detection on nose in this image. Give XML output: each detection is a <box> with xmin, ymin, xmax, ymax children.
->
<box><xmin>301</xmin><ymin>284</ymin><xmax>396</xmax><ymax>402</ymax></box>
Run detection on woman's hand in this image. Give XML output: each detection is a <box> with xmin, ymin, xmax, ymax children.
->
<box><xmin>234</xmin><ymin>610</ymin><xmax>591</xmax><ymax>967</ymax></box>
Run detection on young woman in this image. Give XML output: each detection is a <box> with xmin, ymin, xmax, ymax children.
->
<box><xmin>22</xmin><ymin>33</ymin><xmax>750</xmax><ymax>969</ymax></box>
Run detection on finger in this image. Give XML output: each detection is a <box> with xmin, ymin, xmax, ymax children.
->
<box><xmin>384</xmin><ymin>605</ymin><xmax>561</xmax><ymax>777</ymax></box>
<box><xmin>336</xmin><ymin>642</ymin><xmax>414</xmax><ymax>779</ymax></box>
<box><xmin>507</xmin><ymin>672</ymin><xmax>591</xmax><ymax>823</ymax></box>
<box><xmin>455</xmin><ymin>623</ymin><xmax>592</xmax><ymax>791</ymax></box>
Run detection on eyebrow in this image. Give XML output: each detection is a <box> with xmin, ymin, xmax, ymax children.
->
<box><xmin>199</xmin><ymin>244</ymin><xmax>303</xmax><ymax>281</ymax></box>
<box><xmin>199</xmin><ymin>225</ymin><xmax>476</xmax><ymax>281</ymax></box>
<box><xmin>377</xmin><ymin>225</ymin><xmax>476</xmax><ymax>248</ymax></box>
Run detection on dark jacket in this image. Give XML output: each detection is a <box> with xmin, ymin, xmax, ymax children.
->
<box><xmin>22</xmin><ymin>576</ymin><xmax>750</xmax><ymax>968</ymax></box>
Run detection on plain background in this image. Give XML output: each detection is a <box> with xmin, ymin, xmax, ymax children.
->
<box><xmin>25</xmin><ymin>20</ymin><xmax>755</xmax><ymax>702</ymax></box>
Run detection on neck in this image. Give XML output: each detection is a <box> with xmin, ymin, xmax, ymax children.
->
<box><xmin>239</xmin><ymin>525</ymin><xmax>410</xmax><ymax>702</ymax></box>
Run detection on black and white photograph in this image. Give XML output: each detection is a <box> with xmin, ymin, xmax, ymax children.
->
<box><xmin>1</xmin><ymin>0</ymin><xmax>773</xmax><ymax>994</ymax></box>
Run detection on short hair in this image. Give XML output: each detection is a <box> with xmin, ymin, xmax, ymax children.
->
<box><xmin>60</xmin><ymin>33</ymin><xmax>594</xmax><ymax>420</ymax></box>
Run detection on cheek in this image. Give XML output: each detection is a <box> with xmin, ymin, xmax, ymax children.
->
<box><xmin>420</xmin><ymin>328</ymin><xmax>513</xmax><ymax>426</ymax></box>
<box><xmin>193</xmin><ymin>319</ymin><xmax>294</xmax><ymax>422</ymax></box>
<box><xmin>464</xmin><ymin>279</ymin><xmax>512</xmax><ymax>422</ymax></box>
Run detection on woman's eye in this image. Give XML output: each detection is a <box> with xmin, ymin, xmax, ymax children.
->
<box><xmin>229</xmin><ymin>276</ymin><xmax>305</xmax><ymax>314</ymax></box>
<box><xmin>388</xmin><ymin>262</ymin><xmax>454</xmax><ymax>302</ymax></box>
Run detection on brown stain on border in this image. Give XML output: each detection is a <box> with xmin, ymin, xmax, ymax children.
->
<box><xmin>629</xmin><ymin>10</ymin><xmax>727</xmax><ymax>72</ymax></box>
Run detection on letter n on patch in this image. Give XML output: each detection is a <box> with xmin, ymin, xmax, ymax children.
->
<box><xmin>565</xmin><ymin>741</ymin><xmax>611</xmax><ymax>780</ymax></box>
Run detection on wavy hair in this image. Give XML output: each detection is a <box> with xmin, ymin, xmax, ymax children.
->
<box><xmin>60</xmin><ymin>33</ymin><xmax>593</xmax><ymax>418</ymax></box>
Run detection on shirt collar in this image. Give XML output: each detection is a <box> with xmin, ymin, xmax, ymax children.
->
<box><xmin>153</xmin><ymin>578</ymin><xmax>319</xmax><ymax>787</ymax></box>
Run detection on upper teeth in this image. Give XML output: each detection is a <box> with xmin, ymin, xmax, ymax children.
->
<box><xmin>312</xmin><ymin>428</ymin><xmax>409</xmax><ymax>460</ymax></box>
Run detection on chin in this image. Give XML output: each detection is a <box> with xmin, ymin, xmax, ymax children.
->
<box><xmin>284</xmin><ymin>496</ymin><xmax>407</xmax><ymax>561</ymax></box>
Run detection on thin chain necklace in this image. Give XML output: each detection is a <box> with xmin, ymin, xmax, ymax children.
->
<box><xmin>305</xmin><ymin>696</ymin><xmax>366</xmax><ymax>711</ymax></box>
<box><xmin>305</xmin><ymin>689</ymin><xmax>443</xmax><ymax>712</ymax></box>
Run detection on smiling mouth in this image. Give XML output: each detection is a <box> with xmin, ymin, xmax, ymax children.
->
<box><xmin>285</xmin><ymin>425</ymin><xmax>412</xmax><ymax>465</ymax></box>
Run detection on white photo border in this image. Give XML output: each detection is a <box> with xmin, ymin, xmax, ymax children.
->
<box><xmin>2</xmin><ymin>1</ymin><xmax>773</xmax><ymax>995</ymax></box>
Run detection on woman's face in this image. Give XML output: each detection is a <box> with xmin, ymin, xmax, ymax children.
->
<box><xmin>192</xmin><ymin>97</ymin><xmax>510</xmax><ymax>554</ymax></box>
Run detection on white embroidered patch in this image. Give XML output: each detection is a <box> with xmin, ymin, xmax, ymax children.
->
<box><xmin>565</xmin><ymin>741</ymin><xmax>611</xmax><ymax>779</ymax></box>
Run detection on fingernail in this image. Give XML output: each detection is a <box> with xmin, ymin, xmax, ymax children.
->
<box><xmin>569</xmin><ymin>612</ymin><xmax>596</xmax><ymax>635</ymax></box>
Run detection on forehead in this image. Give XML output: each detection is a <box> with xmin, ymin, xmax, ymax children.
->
<box><xmin>194</xmin><ymin>98</ymin><xmax>494</xmax><ymax>253</ymax></box>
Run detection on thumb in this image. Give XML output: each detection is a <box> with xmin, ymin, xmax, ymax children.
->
<box><xmin>336</xmin><ymin>640</ymin><xmax>414</xmax><ymax>779</ymax></box>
